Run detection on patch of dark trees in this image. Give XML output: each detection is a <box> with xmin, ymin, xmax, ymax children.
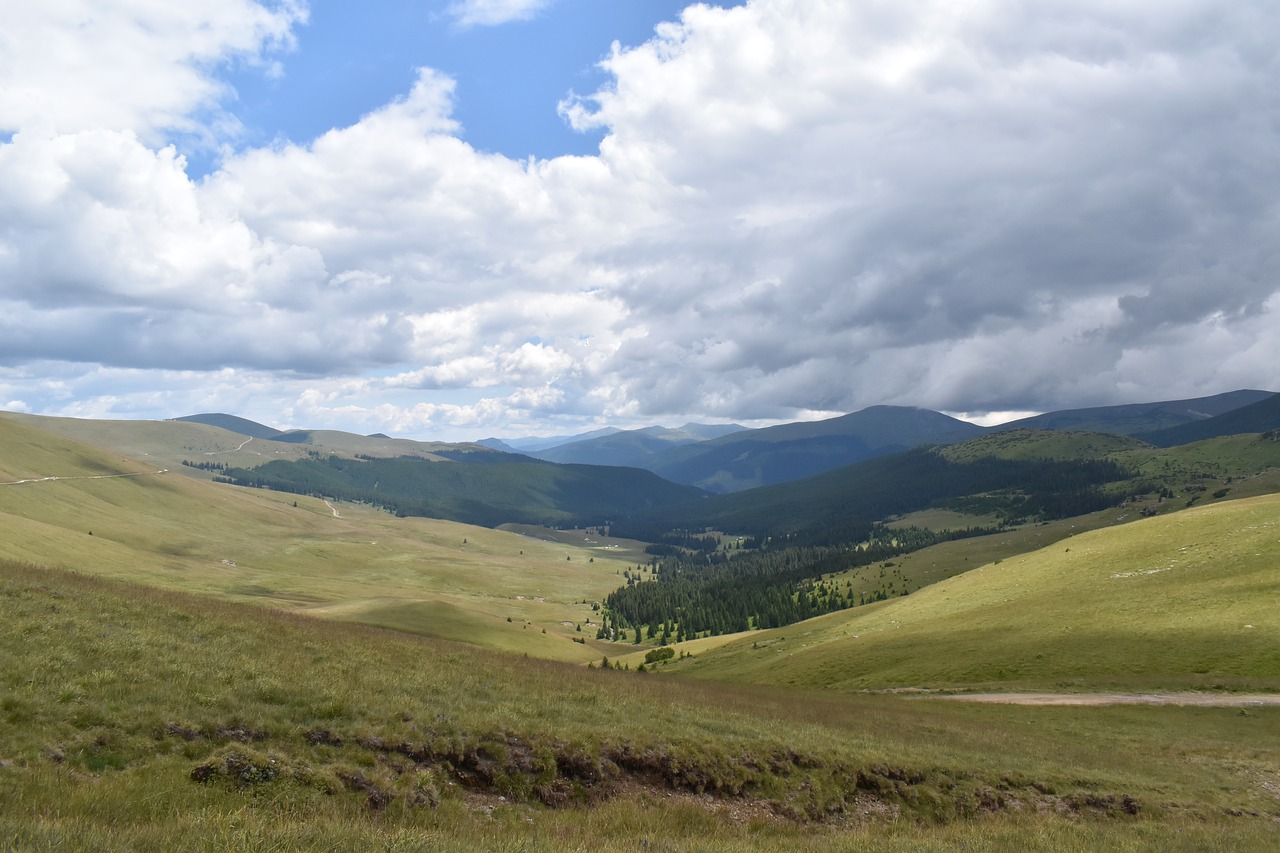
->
<box><xmin>611</xmin><ymin>450</ymin><xmax>1135</xmax><ymax>546</ymax></box>
<box><xmin>213</xmin><ymin>453</ymin><xmax>700</xmax><ymax>529</ymax></box>
<box><xmin>602</xmin><ymin>451</ymin><xmax>1138</xmax><ymax>639</ymax></box>
<box><xmin>601</xmin><ymin>524</ymin><xmax>997</xmax><ymax>640</ymax></box>
<box><xmin>181</xmin><ymin>460</ymin><xmax>229</xmax><ymax>472</ymax></box>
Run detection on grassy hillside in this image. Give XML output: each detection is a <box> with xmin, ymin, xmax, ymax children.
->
<box><xmin>593</xmin><ymin>430</ymin><xmax>1280</xmax><ymax>646</ymax></box>
<box><xmin>0</xmin><ymin>418</ymin><xmax>640</xmax><ymax>663</ymax></box>
<box><xmin>671</xmin><ymin>492</ymin><xmax>1280</xmax><ymax>693</ymax></box>
<box><xmin>172</xmin><ymin>412</ymin><xmax>285</xmax><ymax>439</ymax></box>
<box><xmin>935</xmin><ymin>429</ymin><xmax>1148</xmax><ymax>463</ymax></box>
<box><xmin>1000</xmin><ymin>389</ymin><xmax>1275</xmax><ymax>435</ymax></box>
<box><xmin>0</xmin><ymin>411</ymin><xmax>479</xmax><ymax>481</ymax></box>
<box><xmin>1139</xmin><ymin>393</ymin><xmax>1280</xmax><ymax>447</ymax></box>
<box><xmin>218</xmin><ymin>453</ymin><xmax>704</xmax><ymax>528</ymax></box>
<box><xmin>620</xmin><ymin>443</ymin><xmax>1136</xmax><ymax>544</ymax></box>
<box><xmin>624</xmin><ymin>428</ymin><xmax>1280</xmax><ymax>541</ymax></box>
<box><xmin>3</xmin><ymin>560</ymin><xmax>1279</xmax><ymax>850</ymax></box>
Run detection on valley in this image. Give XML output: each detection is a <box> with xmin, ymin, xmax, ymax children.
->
<box><xmin>2</xmin><ymin>395</ymin><xmax>1280</xmax><ymax>850</ymax></box>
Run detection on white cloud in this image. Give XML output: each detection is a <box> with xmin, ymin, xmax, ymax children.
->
<box><xmin>2</xmin><ymin>0</ymin><xmax>1279</xmax><ymax>439</ymax></box>
<box><xmin>447</xmin><ymin>0</ymin><xmax>552</xmax><ymax>28</ymax></box>
<box><xmin>0</xmin><ymin>1</ymin><xmax>304</xmax><ymax>142</ymax></box>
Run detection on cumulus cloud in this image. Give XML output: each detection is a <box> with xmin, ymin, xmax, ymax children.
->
<box><xmin>2</xmin><ymin>0</ymin><xmax>1279</xmax><ymax>439</ymax></box>
<box><xmin>0</xmin><ymin>1</ymin><xmax>304</xmax><ymax>141</ymax></box>
<box><xmin>447</xmin><ymin>0</ymin><xmax>552</xmax><ymax>28</ymax></box>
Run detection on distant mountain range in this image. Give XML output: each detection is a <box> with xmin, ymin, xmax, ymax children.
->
<box><xmin>168</xmin><ymin>389</ymin><xmax>1280</xmax><ymax>497</ymax></box>
<box><xmin>6</xmin><ymin>387</ymin><xmax>1280</xmax><ymax>538</ymax></box>
<box><xmin>526</xmin><ymin>423</ymin><xmax>745</xmax><ymax>468</ymax></box>
<box><xmin>994</xmin><ymin>389</ymin><xmax>1275</xmax><ymax>435</ymax></box>
<box><xmin>1136</xmin><ymin>392</ymin><xmax>1280</xmax><ymax>447</ymax></box>
<box><xmin>475</xmin><ymin>390</ymin><xmax>1280</xmax><ymax>493</ymax></box>
<box><xmin>643</xmin><ymin>407</ymin><xmax>984</xmax><ymax>493</ymax></box>
<box><xmin>476</xmin><ymin>427</ymin><xmax>622</xmax><ymax>454</ymax></box>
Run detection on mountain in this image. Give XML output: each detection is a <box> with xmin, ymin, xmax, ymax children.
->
<box><xmin>618</xmin><ymin>435</ymin><xmax>1129</xmax><ymax>543</ymax></box>
<box><xmin>647</xmin><ymin>406</ymin><xmax>985</xmax><ymax>493</ymax></box>
<box><xmin>530</xmin><ymin>423</ymin><xmax>745</xmax><ymax>467</ymax></box>
<box><xmin>616</xmin><ymin>426</ymin><xmax>1280</xmax><ymax>545</ymax></box>
<box><xmin>475</xmin><ymin>437</ymin><xmax>524</xmax><ymax>454</ymax></box>
<box><xmin>218</xmin><ymin>454</ymin><xmax>704</xmax><ymax>528</ymax></box>
<box><xmin>171</xmin><ymin>412</ymin><xmax>284</xmax><ymax>439</ymax></box>
<box><xmin>997</xmin><ymin>389</ymin><xmax>1275</xmax><ymax>435</ymax></box>
<box><xmin>498</xmin><ymin>427</ymin><xmax>622</xmax><ymax>453</ymax></box>
<box><xmin>1137</xmin><ymin>392</ymin><xmax>1280</xmax><ymax>447</ymax></box>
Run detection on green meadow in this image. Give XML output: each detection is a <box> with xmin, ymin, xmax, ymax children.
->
<box><xmin>0</xmin><ymin>417</ymin><xmax>635</xmax><ymax>663</ymax></box>
<box><xmin>3</xmin><ymin>560</ymin><xmax>1279</xmax><ymax>851</ymax></box>
<box><xmin>2</xmin><ymin>414</ymin><xmax>1280</xmax><ymax>848</ymax></box>
<box><xmin>672</xmin><ymin>492</ymin><xmax>1280</xmax><ymax>693</ymax></box>
<box><xmin>0</xmin><ymin>411</ymin><xmax>461</xmax><ymax>477</ymax></box>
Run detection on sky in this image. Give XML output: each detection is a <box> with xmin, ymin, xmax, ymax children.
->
<box><xmin>1</xmin><ymin>0</ymin><xmax>1277</xmax><ymax>442</ymax></box>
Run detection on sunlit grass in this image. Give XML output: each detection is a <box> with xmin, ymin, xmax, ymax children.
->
<box><xmin>677</xmin><ymin>492</ymin><xmax>1280</xmax><ymax>692</ymax></box>
<box><xmin>0</xmin><ymin>416</ymin><xmax>639</xmax><ymax>662</ymax></box>
<box><xmin>3</xmin><ymin>560</ymin><xmax>1279</xmax><ymax>850</ymax></box>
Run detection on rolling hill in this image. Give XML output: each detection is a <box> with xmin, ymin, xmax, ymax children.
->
<box><xmin>518</xmin><ymin>391</ymin><xmax>1275</xmax><ymax>494</ymax></box>
<box><xmin>486</xmin><ymin>425</ymin><xmax>621</xmax><ymax>452</ymax></box>
<box><xmin>172</xmin><ymin>412</ymin><xmax>285</xmax><ymax>439</ymax></box>
<box><xmin>646</xmin><ymin>405</ymin><xmax>985</xmax><ymax>493</ymax></box>
<box><xmin>672</xmin><ymin>490</ymin><xmax>1280</xmax><ymax>693</ymax></box>
<box><xmin>0</xmin><ymin>411</ymin><xmax>504</xmax><ymax>481</ymax></box>
<box><xmin>3</xmin><ymin>405</ymin><xmax>1280</xmax><ymax>847</ymax></box>
<box><xmin>528</xmin><ymin>422</ymin><xmax>745</xmax><ymax>468</ymax></box>
<box><xmin>8</xmin><ymin>559</ymin><xmax>1279</xmax><ymax>849</ymax></box>
<box><xmin>1138</xmin><ymin>392</ymin><xmax>1280</xmax><ymax>447</ymax></box>
<box><xmin>622</xmin><ymin>427</ymin><xmax>1280</xmax><ymax>542</ymax></box>
<box><xmin>217</xmin><ymin>453</ymin><xmax>704</xmax><ymax>528</ymax></box>
<box><xmin>0</xmin><ymin>416</ymin><xmax>646</xmax><ymax>662</ymax></box>
<box><xmin>997</xmin><ymin>388</ymin><xmax>1275</xmax><ymax>435</ymax></box>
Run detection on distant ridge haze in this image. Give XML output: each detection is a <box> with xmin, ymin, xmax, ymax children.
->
<box><xmin>996</xmin><ymin>389</ymin><xmax>1276</xmax><ymax>435</ymax></box>
<box><xmin>170</xmin><ymin>389</ymin><xmax>1279</xmax><ymax>495</ymax></box>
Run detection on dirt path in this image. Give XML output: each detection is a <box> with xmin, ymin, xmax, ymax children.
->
<box><xmin>323</xmin><ymin>500</ymin><xmax>341</xmax><ymax>518</ymax></box>
<box><xmin>204</xmin><ymin>437</ymin><xmax>254</xmax><ymax>455</ymax></box>
<box><xmin>923</xmin><ymin>692</ymin><xmax>1280</xmax><ymax>707</ymax></box>
<box><xmin>0</xmin><ymin>469</ymin><xmax>169</xmax><ymax>487</ymax></box>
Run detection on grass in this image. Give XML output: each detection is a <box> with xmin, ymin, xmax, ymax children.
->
<box><xmin>937</xmin><ymin>429</ymin><xmax>1147</xmax><ymax>462</ymax></box>
<box><xmin>0</xmin><ymin>411</ymin><xmax>466</xmax><ymax>479</ymax></box>
<box><xmin>671</xmin><ymin>492</ymin><xmax>1280</xmax><ymax>693</ymax></box>
<box><xmin>4</xmin><ymin>416</ymin><xmax>1280</xmax><ymax>847</ymax></box>
<box><xmin>2</xmin><ymin>560</ymin><xmax>1279</xmax><ymax>850</ymax></box>
<box><xmin>0</xmin><ymin>417</ymin><xmax>637</xmax><ymax>663</ymax></box>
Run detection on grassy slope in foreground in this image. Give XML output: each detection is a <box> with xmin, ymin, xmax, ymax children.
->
<box><xmin>674</xmin><ymin>492</ymin><xmax>1280</xmax><ymax>693</ymax></box>
<box><xmin>0</xmin><ymin>417</ymin><xmax>636</xmax><ymax>663</ymax></box>
<box><xmin>3</xmin><ymin>561</ymin><xmax>1279</xmax><ymax>851</ymax></box>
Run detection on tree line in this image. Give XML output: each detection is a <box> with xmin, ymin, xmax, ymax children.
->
<box><xmin>600</xmin><ymin>525</ymin><xmax>997</xmax><ymax>642</ymax></box>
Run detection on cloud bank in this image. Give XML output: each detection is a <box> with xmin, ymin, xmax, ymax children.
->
<box><xmin>1</xmin><ymin>0</ymin><xmax>1278</xmax><ymax>438</ymax></box>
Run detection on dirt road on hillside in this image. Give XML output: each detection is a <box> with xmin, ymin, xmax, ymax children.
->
<box><xmin>924</xmin><ymin>692</ymin><xmax>1280</xmax><ymax>707</ymax></box>
<box><xmin>0</xmin><ymin>469</ymin><xmax>168</xmax><ymax>486</ymax></box>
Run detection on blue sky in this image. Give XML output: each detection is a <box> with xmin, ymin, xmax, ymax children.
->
<box><xmin>210</xmin><ymin>1</ymin><xmax>740</xmax><ymax>173</ymax></box>
<box><xmin>1</xmin><ymin>1</ymin><xmax>1278</xmax><ymax>440</ymax></box>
